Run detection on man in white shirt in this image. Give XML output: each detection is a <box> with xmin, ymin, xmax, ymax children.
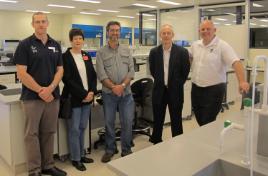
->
<box><xmin>189</xmin><ymin>20</ymin><xmax>249</xmax><ymax>126</ymax></box>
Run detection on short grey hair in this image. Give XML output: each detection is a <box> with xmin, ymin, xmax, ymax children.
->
<box><xmin>32</xmin><ymin>12</ymin><xmax>48</xmax><ymax>23</ymax></box>
<box><xmin>160</xmin><ymin>24</ymin><xmax>174</xmax><ymax>34</ymax></box>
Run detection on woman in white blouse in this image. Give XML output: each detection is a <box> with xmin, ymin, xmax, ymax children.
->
<box><xmin>61</xmin><ymin>28</ymin><xmax>97</xmax><ymax>171</ymax></box>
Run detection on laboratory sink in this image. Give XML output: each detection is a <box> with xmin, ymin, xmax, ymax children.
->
<box><xmin>193</xmin><ymin>159</ymin><xmax>266</xmax><ymax>176</ymax></box>
<box><xmin>0</xmin><ymin>88</ymin><xmax>21</xmax><ymax>96</ymax></box>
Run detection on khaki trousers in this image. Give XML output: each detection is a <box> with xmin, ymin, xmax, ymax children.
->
<box><xmin>22</xmin><ymin>99</ymin><xmax>59</xmax><ymax>174</ymax></box>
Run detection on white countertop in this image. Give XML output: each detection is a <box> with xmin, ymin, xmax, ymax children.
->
<box><xmin>0</xmin><ymin>65</ymin><xmax>16</xmax><ymax>74</ymax></box>
<box><xmin>108</xmin><ymin>112</ymin><xmax>268</xmax><ymax>176</ymax></box>
<box><xmin>0</xmin><ymin>83</ymin><xmax>21</xmax><ymax>104</ymax></box>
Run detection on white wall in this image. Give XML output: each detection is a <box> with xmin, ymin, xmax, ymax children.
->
<box><xmin>0</xmin><ymin>10</ymin><xmax>64</xmax><ymax>48</ymax></box>
<box><xmin>160</xmin><ymin>9</ymin><xmax>198</xmax><ymax>42</ymax></box>
<box><xmin>249</xmin><ymin>49</ymin><xmax>268</xmax><ymax>66</ymax></box>
<box><xmin>0</xmin><ymin>10</ymin><xmax>138</xmax><ymax>48</ymax></box>
<box><xmin>216</xmin><ymin>24</ymin><xmax>247</xmax><ymax>60</ymax></box>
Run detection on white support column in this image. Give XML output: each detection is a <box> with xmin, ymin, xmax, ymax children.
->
<box><xmin>157</xmin><ymin>9</ymin><xmax>160</xmax><ymax>45</ymax></box>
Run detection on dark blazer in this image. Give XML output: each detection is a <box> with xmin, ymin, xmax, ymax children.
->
<box><xmin>149</xmin><ymin>44</ymin><xmax>190</xmax><ymax>105</ymax></box>
<box><xmin>62</xmin><ymin>48</ymin><xmax>97</xmax><ymax>108</ymax></box>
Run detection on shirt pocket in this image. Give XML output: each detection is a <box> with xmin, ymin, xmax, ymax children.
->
<box><xmin>47</xmin><ymin>47</ymin><xmax>60</xmax><ymax>65</ymax></box>
<box><xmin>120</xmin><ymin>53</ymin><xmax>130</xmax><ymax>72</ymax></box>
<box><xmin>103</xmin><ymin>55</ymin><xmax>113</xmax><ymax>67</ymax></box>
<box><xmin>103</xmin><ymin>55</ymin><xmax>114</xmax><ymax>77</ymax></box>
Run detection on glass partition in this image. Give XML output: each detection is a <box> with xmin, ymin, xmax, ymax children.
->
<box><xmin>139</xmin><ymin>11</ymin><xmax>157</xmax><ymax>46</ymax></box>
<box><xmin>160</xmin><ymin>6</ymin><xmax>197</xmax><ymax>48</ymax></box>
<box><xmin>249</xmin><ymin>0</ymin><xmax>267</xmax><ymax>83</ymax></box>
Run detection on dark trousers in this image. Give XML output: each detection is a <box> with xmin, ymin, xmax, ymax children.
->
<box><xmin>191</xmin><ymin>83</ymin><xmax>225</xmax><ymax>126</ymax></box>
<box><xmin>151</xmin><ymin>87</ymin><xmax>183</xmax><ymax>144</ymax></box>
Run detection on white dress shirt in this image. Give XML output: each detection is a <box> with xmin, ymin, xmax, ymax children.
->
<box><xmin>163</xmin><ymin>46</ymin><xmax>171</xmax><ymax>86</ymax></box>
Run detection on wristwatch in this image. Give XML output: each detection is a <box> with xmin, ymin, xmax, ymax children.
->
<box><xmin>50</xmin><ymin>83</ymin><xmax>55</xmax><ymax>89</ymax></box>
<box><xmin>121</xmin><ymin>83</ymin><xmax>126</xmax><ymax>89</ymax></box>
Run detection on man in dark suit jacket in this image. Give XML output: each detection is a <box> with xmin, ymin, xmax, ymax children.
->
<box><xmin>149</xmin><ymin>24</ymin><xmax>190</xmax><ymax>144</ymax></box>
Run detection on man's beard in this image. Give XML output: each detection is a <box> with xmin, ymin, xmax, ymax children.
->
<box><xmin>110</xmin><ymin>36</ymin><xmax>118</xmax><ymax>42</ymax></box>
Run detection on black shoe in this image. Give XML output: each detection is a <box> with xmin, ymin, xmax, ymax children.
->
<box><xmin>54</xmin><ymin>167</ymin><xmax>67</xmax><ymax>175</ymax></box>
<box><xmin>81</xmin><ymin>156</ymin><xmax>94</xmax><ymax>163</ymax></box>
<box><xmin>41</xmin><ymin>167</ymin><xmax>67</xmax><ymax>176</ymax></box>
<box><xmin>72</xmin><ymin>161</ymin><xmax>86</xmax><ymax>171</ymax></box>
<box><xmin>149</xmin><ymin>138</ymin><xmax>162</xmax><ymax>145</ymax></box>
<box><xmin>121</xmin><ymin>150</ymin><xmax>133</xmax><ymax>157</ymax></box>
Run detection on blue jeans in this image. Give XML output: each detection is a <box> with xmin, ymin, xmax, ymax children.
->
<box><xmin>67</xmin><ymin>104</ymin><xmax>90</xmax><ymax>161</ymax></box>
<box><xmin>102</xmin><ymin>93</ymin><xmax>134</xmax><ymax>154</ymax></box>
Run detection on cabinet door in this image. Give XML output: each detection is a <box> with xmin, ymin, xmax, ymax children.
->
<box><xmin>0</xmin><ymin>74</ymin><xmax>15</xmax><ymax>84</ymax></box>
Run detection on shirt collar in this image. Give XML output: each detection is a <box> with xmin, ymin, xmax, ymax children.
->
<box><xmin>31</xmin><ymin>33</ymin><xmax>52</xmax><ymax>43</ymax></box>
<box><xmin>162</xmin><ymin>44</ymin><xmax>172</xmax><ymax>52</ymax></box>
<box><xmin>107</xmin><ymin>41</ymin><xmax>119</xmax><ymax>50</ymax></box>
<box><xmin>199</xmin><ymin>36</ymin><xmax>219</xmax><ymax>48</ymax></box>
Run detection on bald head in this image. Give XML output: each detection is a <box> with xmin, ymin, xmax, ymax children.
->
<box><xmin>160</xmin><ymin>24</ymin><xmax>174</xmax><ymax>48</ymax></box>
<box><xmin>199</xmin><ymin>20</ymin><xmax>216</xmax><ymax>45</ymax></box>
<box><xmin>200</xmin><ymin>20</ymin><xmax>215</xmax><ymax>29</ymax></box>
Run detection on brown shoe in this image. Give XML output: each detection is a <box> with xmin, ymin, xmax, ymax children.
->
<box><xmin>101</xmin><ymin>153</ymin><xmax>114</xmax><ymax>163</ymax></box>
<box><xmin>28</xmin><ymin>172</ymin><xmax>41</xmax><ymax>176</ymax></box>
<box><xmin>121</xmin><ymin>150</ymin><xmax>133</xmax><ymax>157</ymax></box>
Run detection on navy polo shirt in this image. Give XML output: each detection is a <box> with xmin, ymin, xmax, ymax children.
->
<box><xmin>14</xmin><ymin>34</ymin><xmax>62</xmax><ymax>100</ymax></box>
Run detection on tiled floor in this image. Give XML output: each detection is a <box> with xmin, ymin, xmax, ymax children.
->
<box><xmin>0</xmin><ymin>100</ymin><xmax>242</xmax><ymax>176</ymax></box>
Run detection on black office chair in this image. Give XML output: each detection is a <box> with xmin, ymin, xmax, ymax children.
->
<box><xmin>131</xmin><ymin>77</ymin><xmax>154</xmax><ymax>137</ymax></box>
<box><xmin>94</xmin><ymin>78</ymin><xmax>154</xmax><ymax>149</ymax></box>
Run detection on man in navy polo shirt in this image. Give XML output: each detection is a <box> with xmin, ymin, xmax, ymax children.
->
<box><xmin>14</xmin><ymin>12</ymin><xmax>66</xmax><ymax>176</ymax></box>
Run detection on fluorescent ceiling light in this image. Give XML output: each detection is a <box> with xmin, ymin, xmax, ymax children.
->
<box><xmin>260</xmin><ymin>19</ymin><xmax>268</xmax><ymax>22</ymax></box>
<box><xmin>97</xmin><ymin>9</ymin><xmax>119</xmax><ymax>13</ymax></box>
<box><xmin>157</xmin><ymin>0</ymin><xmax>181</xmax><ymax>6</ymax></box>
<box><xmin>144</xmin><ymin>18</ymin><xmax>156</xmax><ymax>21</ymax></box>
<box><xmin>215</xmin><ymin>18</ymin><xmax>227</xmax><ymax>21</ymax></box>
<box><xmin>80</xmin><ymin>12</ymin><xmax>100</xmax><ymax>15</ymax></box>
<box><xmin>142</xmin><ymin>13</ymin><xmax>155</xmax><ymax>16</ymax></box>
<box><xmin>253</xmin><ymin>3</ymin><xmax>263</xmax><ymax>7</ymax></box>
<box><xmin>213</xmin><ymin>22</ymin><xmax>220</xmax><ymax>25</ymax></box>
<box><xmin>0</xmin><ymin>0</ymin><xmax>17</xmax><ymax>3</ymax></box>
<box><xmin>260</xmin><ymin>25</ymin><xmax>268</xmax><ymax>27</ymax></box>
<box><xmin>226</xmin><ymin>13</ymin><xmax>236</xmax><ymax>16</ymax></box>
<box><xmin>206</xmin><ymin>9</ymin><xmax>215</xmax><ymax>12</ymax></box>
<box><xmin>132</xmin><ymin>3</ymin><xmax>156</xmax><ymax>9</ymax></box>
<box><xmin>73</xmin><ymin>0</ymin><xmax>100</xmax><ymax>3</ymax></box>
<box><xmin>250</xmin><ymin>23</ymin><xmax>257</xmax><ymax>26</ymax></box>
<box><xmin>26</xmin><ymin>10</ymin><xmax>51</xmax><ymax>14</ymax></box>
<box><xmin>224</xmin><ymin>23</ymin><xmax>231</xmax><ymax>26</ymax></box>
<box><xmin>136</xmin><ymin>13</ymin><xmax>155</xmax><ymax>16</ymax></box>
<box><xmin>48</xmin><ymin>4</ymin><xmax>75</xmax><ymax>8</ymax></box>
<box><xmin>117</xmin><ymin>15</ymin><xmax>135</xmax><ymax>19</ymax></box>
